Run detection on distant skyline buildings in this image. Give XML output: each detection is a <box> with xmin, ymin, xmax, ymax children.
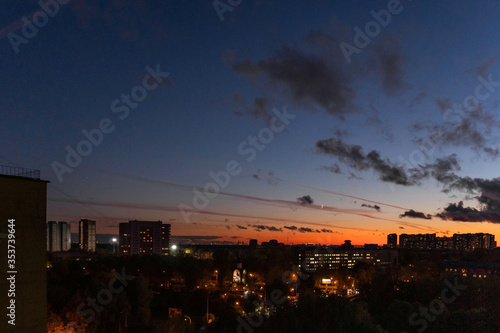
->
<box><xmin>392</xmin><ymin>233</ymin><xmax>496</xmax><ymax>251</ymax></box>
<box><xmin>47</xmin><ymin>221</ymin><xmax>71</xmax><ymax>252</ymax></box>
<box><xmin>79</xmin><ymin>219</ymin><xmax>96</xmax><ymax>252</ymax></box>
<box><xmin>387</xmin><ymin>233</ymin><xmax>397</xmax><ymax>249</ymax></box>
<box><xmin>119</xmin><ymin>220</ymin><xmax>171</xmax><ymax>255</ymax></box>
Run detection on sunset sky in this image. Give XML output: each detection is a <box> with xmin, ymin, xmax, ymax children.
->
<box><xmin>3</xmin><ymin>0</ymin><xmax>500</xmax><ymax>245</ymax></box>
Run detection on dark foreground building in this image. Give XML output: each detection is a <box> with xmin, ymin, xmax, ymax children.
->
<box><xmin>0</xmin><ymin>166</ymin><xmax>48</xmax><ymax>333</ymax></box>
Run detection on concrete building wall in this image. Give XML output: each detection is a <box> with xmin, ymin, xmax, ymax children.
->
<box><xmin>0</xmin><ymin>174</ymin><xmax>48</xmax><ymax>333</ymax></box>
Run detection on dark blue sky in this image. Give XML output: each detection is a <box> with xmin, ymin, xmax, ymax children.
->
<box><xmin>3</xmin><ymin>0</ymin><xmax>500</xmax><ymax>244</ymax></box>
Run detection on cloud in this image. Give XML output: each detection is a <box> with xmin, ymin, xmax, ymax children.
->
<box><xmin>399</xmin><ymin>226</ymin><xmax>405</xmax><ymax>229</ymax></box>
<box><xmin>436</xmin><ymin>201</ymin><xmax>500</xmax><ymax>223</ymax></box>
<box><xmin>235</xmin><ymin>225</ymin><xmax>248</xmax><ymax>230</ymax></box>
<box><xmin>400</xmin><ymin>210</ymin><xmax>431</xmax><ymax>220</ymax></box>
<box><xmin>297</xmin><ymin>195</ymin><xmax>314</xmax><ymax>205</ymax></box>
<box><xmin>316</xmin><ymin>138</ymin><xmax>461</xmax><ymax>186</ymax></box>
<box><xmin>366</xmin><ymin>104</ymin><xmax>394</xmax><ymax>142</ymax></box>
<box><xmin>248</xmin><ymin>224</ymin><xmax>283</xmax><ymax>232</ymax></box>
<box><xmin>253</xmin><ymin>169</ymin><xmax>283</xmax><ymax>185</ymax></box>
<box><xmin>413</xmin><ymin>103</ymin><xmax>499</xmax><ymax>158</ymax></box>
<box><xmin>476</xmin><ymin>55</ymin><xmax>500</xmax><ymax>77</ymax></box>
<box><xmin>284</xmin><ymin>226</ymin><xmax>297</xmax><ymax>231</ymax></box>
<box><xmin>93</xmin><ymin>171</ymin><xmax>415</xmax><ymax>231</ymax></box>
<box><xmin>437</xmin><ymin>177</ymin><xmax>500</xmax><ymax>223</ymax></box>
<box><xmin>298</xmin><ymin>227</ymin><xmax>320</xmax><ymax>233</ymax></box>
<box><xmin>373</xmin><ymin>37</ymin><xmax>409</xmax><ymax>95</ymax></box>
<box><xmin>233</xmin><ymin>94</ymin><xmax>274</xmax><ymax>124</ymax></box>
<box><xmin>362</xmin><ymin>204</ymin><xmax>381</xmax><ymax>212</ymax></box>
<box><xmin>321</xmin><ymin>164</ymin><xmax>343</xmax><ymax>174</ymax></box>
<box><xmin>233</xmin><ymin>45</ymin><xmax>356</xmax><ymax>118</ymax></box>
<box><xmin>316</xmin><ymin>138</ymin><xmax>417</xmax><ymax>185</ymax></box>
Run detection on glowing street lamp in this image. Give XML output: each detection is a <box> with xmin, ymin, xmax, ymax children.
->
<box><xmin>111</xmin><ymin>238</ymin><xmax>117</xmax><ymax>254</ymax></box>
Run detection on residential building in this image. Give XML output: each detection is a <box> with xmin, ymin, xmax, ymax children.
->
<box><xmin>47</xmin><ymin>221</ymin><xmax>71</xmax><ymax>252</ymax></box>
<box><xmin>79</xmin><ymin>219</ymin><xmax>96</xmax><ymax>252</ymax></box>
<box><xmin>0</xmin><ymin>165</ymin><xmax>48</xmax><ymax>332</ymax></box>
<box><xmin>387</xmin><ymin>233</ymin><xmax>397</xmax><ymax>249</ymax></box>
<box><xmin>119</xmin><ymin>220</ymin><xmax>170</xmax><ymax>255</ymax></box>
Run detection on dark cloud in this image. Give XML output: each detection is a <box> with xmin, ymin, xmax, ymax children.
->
<box><xmin>373</xmin><ymin>38</ymin><xmax>409</xmax><ymax>95</ymax></box>
<box><xmin>366</xmin><ymin>104</ymin><xmax>394</xmax><ymax>142</ymax></box>
<box><xmin>226</xmin><ymin>226</ymin><xmax>231</xmax><ymax>230</ymax></box>
<box><xmin>233</xmin><ymin>94</ymin><xmax>274</xmax><ymax>124</ymax></box>
<box><xmin>436</xmin><ymin>201</ymin><xmax>500</xmax><ymax>223</ymax></box>
<box><xmin>253</xmin><ymin>169</ymin><xmax>283</xmax><ymax>185</ymax></box>
<box><xmin>317</xmin><ymin>137</ymin><xmax>461</xmax><ymax>187</ymax></box>
<box><xmin>284</xmin><ymin>225</ymin><xmax>332</xmax><ymax>233</ymax></box>
<box><xmin>235</xmin><ymin>225</ymin><xmax>248</xmax><ymax>230</ymax></box>
<box><xmin>476</xmin><ymin>55</ymin><xmax>500</xmax><ymax>77</ymax></box>
<box><xmin>297</xmin><ymin>195</ymin><xmax>314</xmax><ymax>205</ymax></box>
<box><xmin>435</xmin><ymin>97</ymin><xmax>453</xmax><ymax>112</ymax></box>
<box><xmin>316</xmin><ymin>138</ymin><xmax>417</xmax><ymax>185</ymax></box>
<box><xmin>233</xmin><ymin>45</ymin><xmax>356</xmax><ymax>117</ymax></box>
<box><xmin>399</xmin><ymin>226</ymin><xmax>405</xmax><ymax>229</ymax></box>
<box><xmin>413</xmin><ymin>103</ymin><xmax>499</xmax><ymax>158</ymax></box>
<box><xmin>400</xmin><ymin>210</ymin><xmax>432</xmax><ymax>220</ymax></box>
<box><xmin>362</xmin><ymin>204</ymin><xmax>381</xmax><ymax>212</ymax></box>
<box><xmin>248</xmin><ymin>224</ymin><xmax>283</xmax><ymax>232</ymax></box>
<box><xmin>298</xmin><ymin>227</ymin><xmax>317</xmax><ymax>233</ymax></box>
<box><xmin>439</xmin><ymin>177</ymin><xmax>500</xmax><ymax>223</ymax></box>
<box><xmin>321</xmin><ymin>164</ymin><xmax>343</xmax><ymax>174</ymax></box>
<box><xmin>348</xmin><ymin>172</ymin><xmax>364</xmax><ymax>180</ymax></box>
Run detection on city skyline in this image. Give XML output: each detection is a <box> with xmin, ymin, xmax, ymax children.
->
<box><xmin>3</xmin><ymin>1</ymin><xmax>500</xmax><ymax>245</ymax></box>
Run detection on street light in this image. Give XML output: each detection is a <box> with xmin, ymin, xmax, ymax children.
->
<box><xmin>112</xmin><ymin>238</ymin><xmax>117</xmax><ymax>254</ymax></box>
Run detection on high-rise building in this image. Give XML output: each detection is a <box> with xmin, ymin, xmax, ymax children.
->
<box><xmin>119</xmin><ymin>220</ymin><xmax>170</xmax><ymax>255</ymax></box>
<box><xmin>387</xmin><ymin>233</ymin><xmax>397</xmax><ymax>249</ymax></box>
<box><xmin>399</xmin><ymin>233</ymin><xmax>436</xmax><ymax>250</ymax></box>
<box><xmin>398</xmin><ymin>232</ymin><xmax>496</xmax><ymax>251</ymax></box>
<box><xmin>60</xmin><ymin>221</ymin><xmax>71</xmax><ymax>251</ymax></box>
<box><xmin>47</xmin><ymin>221</ymin><xmax>71</xmax><ymax>252</ymax></box>
<box><xmin>47</xmin><ymin>221</ymin><xmax>61</xmax><ymax>252</ymax></box>
<box><xmin>0</xmin><ymin>165</ymin><xmax>48</xmax><ymax>332</ymax></box>
<box><xmin>79</xmin><ymin>219</ymin><xmax>96</xmax><ymax>252</ymax></box>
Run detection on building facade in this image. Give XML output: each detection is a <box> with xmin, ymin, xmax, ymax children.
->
<box><xmin>0</xmin><ymin>166</ymin><xmax>48</xmax><ymax>333</ymax></box>
<box><xmin>298</xmin><ymin>248</ymin><xmax>398</xmax><ymax>272</ymax></box>
<box><xmin>79</xmin><ymin>219</ymin><xmax>96</xmax><ymax>252</ymax></box>
<box><xmin>119</xmin><ymin>220</ymin><xmax>170</xmax><ymax>255</ymax></box>
<box><xmin>47</xmin><ymin>221</ymin><xmax>71</xmax><ymax>252</ymax></box>
<box><xmin>387</xmin><ymin>233</ymin><xmax>397</xmax><ymax>249</ymax></box>
<box><xmin>398</xmin><ymin>233</ymin><xmax>496</xmax><ymax>251</ymax></box>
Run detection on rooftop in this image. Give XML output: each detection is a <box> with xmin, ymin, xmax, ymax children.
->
<box><xmin>0</xmin><ymin>165</ymin><xmax>40</xmax><ymax>180</ymax></box>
